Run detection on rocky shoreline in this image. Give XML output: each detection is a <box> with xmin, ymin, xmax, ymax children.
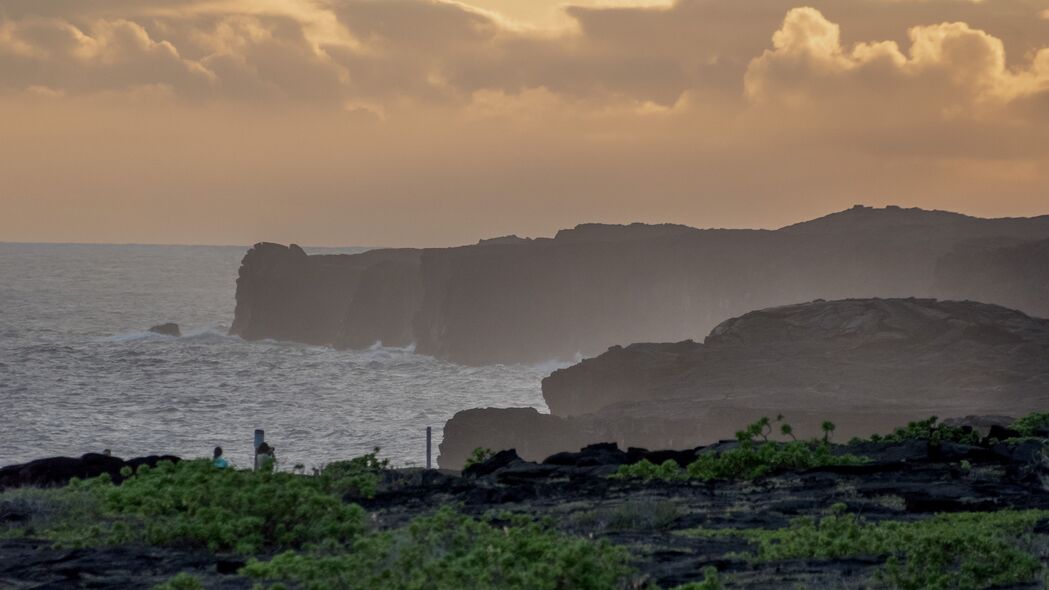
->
<box><xmin>3</xmin><ymin>415</ymin><xmax>1049</xmax><ymax>589</ymax></box>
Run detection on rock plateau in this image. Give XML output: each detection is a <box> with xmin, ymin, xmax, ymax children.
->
<box><xmin>439</xmin><ymin>298</ymin><xmax>1049</xmax><ymax>467</ymax></box>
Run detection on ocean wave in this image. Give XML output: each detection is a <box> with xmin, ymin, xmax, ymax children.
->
<box><xmin>367</xmin><ymin>340</ymin><xmax>417</xmax><ymax>354</ymax></box>
<box><xmin>100</xmin><ymin>326</ymin><xmax>235</xmax><ymax>344</ymax></box>
<box><xmin>100</xmin><ymin>330</ymin><xmax>172</xmax><ymax>343</ymax></box>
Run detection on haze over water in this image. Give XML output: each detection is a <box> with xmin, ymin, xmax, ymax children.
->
<box><xmin>0</xmin><ymin>243</ymin><xmax>551</xmax><ymax>470</ymax></box>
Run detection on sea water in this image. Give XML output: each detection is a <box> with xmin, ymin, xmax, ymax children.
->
<box><xmin>0</xmin><ymin>243</ymin><xmax>552</xmax><ymax>470</ymax></box>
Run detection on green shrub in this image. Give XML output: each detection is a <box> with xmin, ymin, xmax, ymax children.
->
<box><xmin>153</xmin><ymin>572</ymin><xmax>204</xmax><ymax>590</ymax></box>
<box><xmin>243</xmin><ymin>506</ymin><xmax>634</xmax><ymax>590</ymax></box>
<box><xmin>671</xmin><ymin>566</ymin><xmax>722</xmax><ymax>590</ymax></box>
<box><xmin>685</xmin><ymin>438</ymin><xmax>863</xmax><ymax>481</ymax></box>
<box><xmin>36</xmin><ymin>459</ymin><xmax>370</xmax><ymax>553</ymax></box>
<box><xmin>463</xmin><ymin>447</ymin><xmax>495</xmax><ymax>469</ymax></box>
<box><xmin>866</xmin><ymin>417</ymin><xmax>981</xmax><ymax>445</ymax></box>
<box><xmin>318</xmin><ymin>450</ymin><xmax>390</xmax><ymax>499</ymax></box>
<box><xmin>1011</xmin><ymin>412</ymin><xmax>1049</xmax><ymax>437</ymax></box>
<box><xmin>686</xmin><ymin>507</ymin><xmax>1049</xmax><ymax>590</ymax></box>
<box><xmin>614</xmin><ymin>418</ymin><xmax>866</xmax><ymax>482</ymax></box>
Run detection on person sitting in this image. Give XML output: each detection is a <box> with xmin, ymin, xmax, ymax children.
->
<box><xmin>213</xmin><ymin>446</ymin><xmax>230</xmax><ymax>469</ymax></box>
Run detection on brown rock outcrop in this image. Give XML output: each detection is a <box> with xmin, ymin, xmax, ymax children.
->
<box><xmin>440</xmin><ymin>298</ymin><xmax>1049</xmax><ymax>467</ymax></box>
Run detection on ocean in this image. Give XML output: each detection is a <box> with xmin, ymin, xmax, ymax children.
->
<box><xmin>0</xmin><ymin>243</ymin><xmax>552</xmax><ymax>470</ymax></box>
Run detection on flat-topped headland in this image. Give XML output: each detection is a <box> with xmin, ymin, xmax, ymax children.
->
<box><xmin>440</xmin><ymin>297</ymin><xmax>1049</xmax><ymax>468</ymax></box>
<box><xmin>230</xmin><ymin>205</ymin><xmax>1049</xmax><ymax>366</ymax></box>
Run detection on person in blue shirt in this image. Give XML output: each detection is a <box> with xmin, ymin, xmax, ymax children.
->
<box><xmin>213</xmin><ymin>446</ymin><xmax>230</xmax><ymax>469</ymax></box>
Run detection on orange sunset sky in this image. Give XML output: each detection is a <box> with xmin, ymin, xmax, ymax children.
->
<box><xmin>1</xmin><ymin>0</ymin><xmax>1048</xmax><ymax>246</ymax></box>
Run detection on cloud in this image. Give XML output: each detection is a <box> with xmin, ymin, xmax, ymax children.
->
<box><xmin>745</xmin><ymin>7</ymin><xmax>1049</xmax><ymax>111</ymax></box>
<box><xmin>0</xmin><ymin>17</ymin><xmax>215</xmax><ymax>94</ymax></box>
<box><xmin>2</xmin><ymin>0</ymin><xmax>1049</xmax><ymax>246</ymax></box>
<box><xmin>2</xmin><ymin>0</ymin><xmax>1047</xmax><ymax>110</ymax></box>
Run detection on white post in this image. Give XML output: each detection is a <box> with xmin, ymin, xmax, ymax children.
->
<box><xmin>426</xmin><ymin>426</ymin><xmax>432</xmax><ymax>470</ymax></box>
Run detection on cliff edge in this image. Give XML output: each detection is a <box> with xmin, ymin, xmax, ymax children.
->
<box><xmin>440</xmin><ymin>298</ymin><xmax>1049</xmax><ymax>467</ymax></box>
<box><xmin>230</xmin><ymin>206</ymin><xmax>1049</xmax><ymax>365</ymax></box>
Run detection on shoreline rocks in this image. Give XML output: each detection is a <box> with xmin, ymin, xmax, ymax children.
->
<box><xmin>0</xmin><ymin>453</ymin><xmax>181</xmax><ymax>490</ymax></box>
<box><xmin>148</xmin><ymin>323</ymin><xmax>181</xmax><ymax>337</ymax></box>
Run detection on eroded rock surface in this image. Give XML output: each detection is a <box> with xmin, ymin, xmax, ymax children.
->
<box><xmin>441</xmin><ymin>298</ymin><xmax>1049</xmax><ymax>467</ymax></box>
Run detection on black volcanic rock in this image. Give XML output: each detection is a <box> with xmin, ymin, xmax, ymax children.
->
<box><xmin>0</xmin><ymin>539</ymin><xmax>249</xmax><ymax>590</ymax></box>
<box><xmin>148</xmin><ymin>323</ymin><xmax>181</xmax><ymax>337</ymax></box>
<box><xmin>462</xmin><ymin>449</ymin><xmax>523</xmax><ymax>478</ymax></box>
<box><xmin>0</xmin><ymin>454</ymin><xmax>181</xmax><ymax>490</ymax></box>
<box><xmin>3</xmin><ymin>432</ymin><xmax>1049</xmax><ymax>589</ymax></box>
<box><xmin>439</xmin><ymin>298</ymin><xmax>1049</xmax><ymax>467</ymax></box>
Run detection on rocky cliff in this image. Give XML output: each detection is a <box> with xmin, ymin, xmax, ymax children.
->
<box><xmin>231</xmin><ymin>206</ymin><xmax>1049</xmax><ymax>365</ymax></box>
<box><xmin>934</xmin><ymin>237</ymin><xmax>1049</xmax><ymax>319</ymax></box>
<box><xmin>230</xmin><ymin>243</ymin><xmax>421</xmax><ymax>347</ymax></box>
<box><xmin>439</xmin><ymin>298</ymin><xmax>1049</xmax><ymax>467</ymax></box>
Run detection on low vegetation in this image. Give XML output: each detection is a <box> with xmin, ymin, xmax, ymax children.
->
<box><xmin>51</xmin><ymin>459</ymin><xmax>366</xmax><ymax>553</ymax></box>
<box><xmin>243</xmin><ymin>507</ymin><xmax>636</xmax><ymax>590</ymax></box>
<box><xmin>5</xmin><ymin>413</ymin><xmax>1049</xmax><ymax>589</ymax></box>
<box><xmin>615</xmin><ymin>417</ymin><xmax>866</xmax><ymax>482</ymax></box>
<box><xmin>153</xmin><ymin>572</ymin><xmax>205</xmax><ymax>590</ymax></box>
<box><xmin>862</xmin><ymin>416</ymin><xmax>983</xmax><ymax>445</ymax></box>
<box><xmin>1011</xmin><ymin>412</ymin><xmax>1049</xmax><ymax>437</ymax></box>
<box><xmin>317</xmin><ymin>450</ymin><xmax>390</xmax><ymax>498</ymax></box>
<box><xmin>683</xmin><ymin>504</ymin><xmax>1049</xmax><ymax>590</ymax></box>
<box><xmin>0</xmin><ymin>456</ymin><xmax>650</xmax><ymax>589</ymax></box>
<box><xmin>463</xmin><ymin>447</ymin><xmax>495</xmax><ymax>469</ymax></box>
<box><xmin>859</xmin><ymin>412</ymin><xmax>1049</xmax><ymax>445</ymax></box>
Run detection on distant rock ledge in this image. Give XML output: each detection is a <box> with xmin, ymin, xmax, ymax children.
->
<box><xmin>438</xmin><ymin>298</ymin><xmax>1049</xmax><ymax>468</ymax></box>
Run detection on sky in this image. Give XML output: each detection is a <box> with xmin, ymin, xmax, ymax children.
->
<box><xmin>0</xmin><ymin>0</ymin><xmax>1047</xmax><ymax>246</ymax></box>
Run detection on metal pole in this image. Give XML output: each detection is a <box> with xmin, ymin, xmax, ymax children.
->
<box><xmin>254</xmin><ymin>429</ymin><xmax>265</xmax><ymax>471</ymax></box>
<box><xmin>426</xmin><ymin>426</ymin><xmax>432</xmax><ymax>470</ymax></box>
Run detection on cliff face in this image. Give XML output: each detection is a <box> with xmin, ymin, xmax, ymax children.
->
<box><xmin>933</xmin><ymin>237</ymin><xmax>1049</xmax><ymax>319</ymax></box>
<box><xmin>439</xmin><ymin>298</ymin><xmax>1049</xmax><ymax>467</ymax></box>
<box><xmin>231</xmin><ymin>206</ymin><xmax>1049</xmax><ymax>365</ymax></box>
<box><xmin>230</xmin><ymin>244</ymin><xmax>421</xmax><ymax>347</ymax></box>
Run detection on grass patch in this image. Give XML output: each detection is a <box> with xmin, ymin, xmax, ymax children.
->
<box><xmin>243</xmin><ymin>506</ymin><xmax>636</xmax><ymax>590</ymax></box>
<box><xmin>316</xmin><ymin>450</ymin><xmax>389</xmax><ymax>499</ymax></box>
<box><xmin>682</xmin><ymin>505</ymin><xmax>1049</xmax><ymax>590</ymax></box>
<box><xmin>1</xmin><ymin>458</ymin><xmax>370</xmax><ymax>553</ymax></box>
<box><xmin>614</xmin><ymin>417</ymin><xmax>866</xmax><ymax>483</ymax></box>
<box><xmin>862</xmin><ymin>416</ymin><xmax>982</xmax><ymax>445</ymax></box>
<box><xmin>464</xmin><ymin>447</ymin><xmax>495</xmax><ymax>469</ymax></box>
<box><xmin>569</xmin><ymin>499</ymin><xmax>681</xmax><ymax>532</ymax></box>
<box><xmin>153</xmin><ymin>572</ymin><xmax>205</xmax><ymax>590</ymax></box>
<box><xmin>1012</xmin><ymin>413</ymin><xmax>1049</xmax><ymax>437</ymax></box>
